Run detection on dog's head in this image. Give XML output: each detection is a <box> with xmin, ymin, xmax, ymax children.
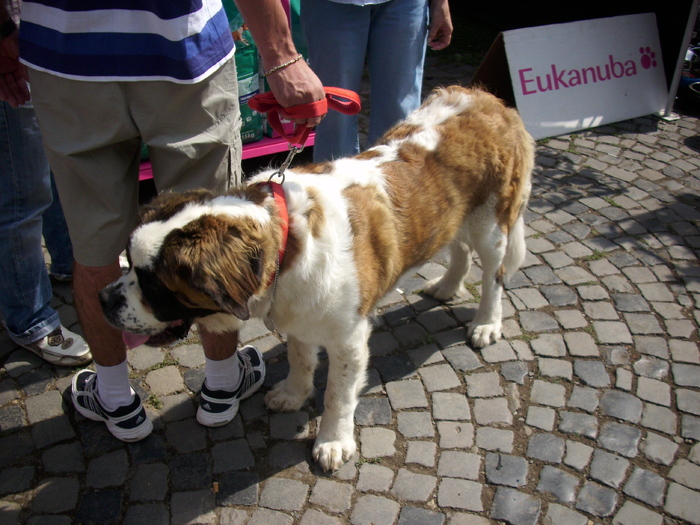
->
<box><xmin>100</xmin><ymin>187</ymin><xmax>279</xmax><ymax>348</ymax></box>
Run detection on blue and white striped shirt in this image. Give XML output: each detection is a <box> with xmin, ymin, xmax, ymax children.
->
<box><xmin>18</xmin><ymin>0</ymin><xmax>235</xmax><ymax>83</ymax></box>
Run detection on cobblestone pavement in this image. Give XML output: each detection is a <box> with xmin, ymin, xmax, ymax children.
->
<box><xmin>2</xmin><ymin>53</ymin><xmax>700</xmax><ymax>525</ymax></box>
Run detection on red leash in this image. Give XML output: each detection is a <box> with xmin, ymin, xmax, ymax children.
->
<box><xmin>249</xmin><ymin>87</ymin><xmax>361</xmax><ymax>148</ymax></box>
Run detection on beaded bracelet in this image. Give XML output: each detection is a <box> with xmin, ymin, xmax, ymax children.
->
<box><xmin>262</xmin><ymin>53</ymin><xmax>304</xmax><ymax>77</ymax></box>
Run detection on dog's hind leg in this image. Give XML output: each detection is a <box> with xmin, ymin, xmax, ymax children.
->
<box><xmin>423</xmin><ymin>229</ymin><xmax>473</xmax><ymax>301</ymax></box>
<box><xmin>313</xmin><ymin>318</ymin><xmax>370</xmax><ymax>472</ymax></box>
<box><xmin>468</xmin><ymin>220</ymin><xmax>508</xmax><ymax>348</ymax></box>
<box><xmin>265</xmin><ymin>336</ymin><xmax>318</xmax><ymax>412</ymax></box>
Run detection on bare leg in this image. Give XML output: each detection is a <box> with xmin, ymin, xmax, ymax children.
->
<box><xmin>73</xmin><ymin>259</ymin><xmax>126</xmax><ymax>366</ymax></box>
<box><xmin>199</xmin><ymin>325</ymin><xmax>238</xmax><ymax>361</ymax></box>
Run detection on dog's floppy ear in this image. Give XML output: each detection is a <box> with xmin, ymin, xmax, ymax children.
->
<box><xmin>158</xmin><ymin>215</ymin><xmax>267</xmax><ymax>321</ymax></box>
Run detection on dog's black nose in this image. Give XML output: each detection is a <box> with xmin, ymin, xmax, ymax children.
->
<box><xmin>99</xmin><ymin>282</ymin><xmax>126</xmax><ymax>315</ymax></box>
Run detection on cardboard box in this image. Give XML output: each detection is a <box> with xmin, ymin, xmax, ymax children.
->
<box><xmin>472</xmin><ymin>13</ymin><xmax>668</xmax><ymax>139</ymax></box>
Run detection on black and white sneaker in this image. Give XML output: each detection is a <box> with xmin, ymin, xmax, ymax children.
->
<box><xmin>71</xmin><ymin>369</ymin><xmax>152</xmax><ymax>442</ymax></box>
<box><xmin>196</xmin><ymin>345</ymin><xmax>266</xmax><ymax>427</ymax></box>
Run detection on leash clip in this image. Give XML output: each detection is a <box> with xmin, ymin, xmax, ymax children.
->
<box><xmin>267</xmin><ymin>143</ymin><xmax>304</xmax><ymax>184</ymax></box>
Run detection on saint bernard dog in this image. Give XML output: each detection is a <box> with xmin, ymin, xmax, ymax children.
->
<box><xmin>100</xmin><ymin>86</ymin><xmax>534</xmax><ymax>471</ymax></box>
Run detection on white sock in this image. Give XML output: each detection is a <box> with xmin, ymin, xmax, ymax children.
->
<box><xmin>95</xmin><ymin>361</ymin><xmax>135</xmax><ymax>411</ymax></box>
<box><xmin>205</xmin><ymin>354</ymin><xmax>241</xmax><ymax>391</ymax></box>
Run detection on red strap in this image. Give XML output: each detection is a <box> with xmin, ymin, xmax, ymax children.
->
<box><xmin>268</xmin><ymin>181</ymin><xmax>288</xmax><ymax>286</ymax></box>
<box><xmin>249</xmin><ymin>87</ymin><xmax>361</xmax><ymax>147</ymax></box>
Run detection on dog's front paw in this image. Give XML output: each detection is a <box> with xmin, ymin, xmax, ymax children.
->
<box><xmin>468</xmin><ymin>321</ymin><xmax>502</xmax><ymax>348</ymax></box>
<box><xmin>264</xmin><ymin>380</ymin><xmax>309</xmax><ymax>412</ymax></box>
<box><xmin>423</xmin><ymin>277</ymin><xmax>466</xmax><ymax>301</ymax></box>
<box><xmin>313</xmin><ymin>436</ymin><xmax>357</xmax><ymax>472</ymax></box>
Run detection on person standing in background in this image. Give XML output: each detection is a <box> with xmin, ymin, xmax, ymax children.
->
<box><xmin>301</xmin><ymin>0</ymin><xmax>453</xmax><ymax>161</ymax></box>
<box><xmin>0</xmin><ymin>0</ymin><xmax>91</xmax><ymax>367</ymax></box>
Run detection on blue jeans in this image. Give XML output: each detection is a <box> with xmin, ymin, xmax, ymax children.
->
<box><xmin>0</xmin><ymin>101</ymin><xmax>73</xmax><ymax>344</ymax></box>
<box><xmin>301</xmin><ymin>0</ymin><xmax>429</xmax><ymax>161</ymax></box>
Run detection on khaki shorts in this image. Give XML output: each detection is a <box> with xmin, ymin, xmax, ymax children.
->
<box><xmin>28</xmin><ymin>59</ymin><xmax>242</xmax><ymax>266</ymax></box>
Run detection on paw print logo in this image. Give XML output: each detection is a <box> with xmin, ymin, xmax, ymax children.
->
<box><xmin>639</xmin><ymin>47</ymin><xmax>657</xmax><ymax>69</ymax></box>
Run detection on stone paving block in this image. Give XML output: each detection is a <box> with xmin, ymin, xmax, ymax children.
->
<box><xmin>432</xmin><ymin>392</ymin><xmax>471</xmax><ymax>421</ymax></box>
<box><xmin>634</xmin><ymin>336</ymin><xmax>669</xmax><ymax>359</ymax></box>
<box><xmin>575</xmin><ymin>481</ymin><xmax>618</xmax><ymax>517</ymax></box>
<box><xmin>623</xmin><ymin>466</ymin><xmax>666</xmax><ymax>507</ymax></box>
<box><xmin>665</xmin><ymin>482</ymin><xmax>700</xmax><ymax>524</ymax></box>
<box><xmin>536</xmin><ymin>465</ymin><xmax>579</xmax><ymax>503</ymax></box>
<box><xmin>391</xmin><ymin>468</ymin><xmax>437</xmax><ymax>502</ymax></box>
<box><xmin>480</xmin><ymin>340</ymin><xmax>517</xmax><ymax>363</ymax></box>
<box><xmin>418</xmin><ymin>364</ymin><xmax>461</xmax><ymax>392</ymax></box>
<box><xmin>146</xmin><ymin>365</ymin><xmax>185</xmax><ymax>396</ymax></box>
<box><xmin>475</xmin><ymin>427</ymin><xmax>513</xmax><ymax>453</ymax></box>
<box><xmin>564</xmin><ymin>331</ymin><xmax>600</xmax><ymax>356</ymax></box>
<box><xmin>437</xmin><ymin>478</ymin><xmax>483</xmax><ymax>512</ymax></box>
<box><xmin>669</xmin><ymin>339</ymin><xmax>700</xmax><ymax>363</ymax></box>
<box><xmin>75</xmin><ymin>490</ymin><xmax>123</xmax><ymax>525</ymax></box>
<box><xmin>564</xmin><ymin>440</ymin><xmax>594</xmax><ymax>471</ymax></box>
<box><xmin>545</xmin><ymin>503</ymin><xmax>588</xmax><ymax>525</ymax></box>
<box><xmin>567</xmin><ymin>385</ymin><xmax>600</xmax><ymax>412</ymax></box>
<box><xmin>636</xmin><ymin>376</ymin><xmax>671</xmax><ymax>406</ymax></box>
<box><xmin>641</xmin><ymin>402</ymin><xmax>677</xmax><ymax>435</ymax></box>
<box><xmin>584</xmin><ymin>301</ymin><xmax>619</xmax><ymax>320</ymax></box>
<box><xmin>247</xmin><ymin>508</ymin><xmax>292</xmax><ymax>525</ymax></box>
<box><xmin>211</xmin><ymin>438</ymin><xmax>254</xmax><ymax>473</ymax></box>
<box><xmin>86</xmin><ymin>450</ymin><xmax>129</xmax><ymax>488</ymax></box>
<box><xmin>385</xmin><ymin>380</ymin><xmax>427</xmax><ymax>409</ymax></box>
<box><xmin>683</xmin><ymin>413</ymin><xmax>700</xmax><ymax>440</ymax></box>
<box><xmin>473</xmin><ymin>398</ymin><xmax>512</xmax><ymax>426</ymax></box>
<box><xmin>260</xmin><ymin>478</ymin><xmax>309</xmax><ymax>512</ymax></box>
<box><xmin>309</xmin><ymin>479</ymin><xmax>353</xmax><ymax>514</ymax></box>
<box><xmin>537</xmin><ymin>358</ymin><xmax>572</xmax><ymax>380</ymax></box>
<box><xmin>123</xmin><ymin>503</ymin><xmax>169</xmax><ymax>525</ymax></box>
<box><xmin>593</xmin><ymin>321</ymin><xmax>633</xmax><ymax>344</ymax></box>
<box><xmin>490</xmin><ymin>487</ymin><xmax>541</xmax><ymax>525</ymax></box>
<box><xmin>589</xmin><ymin>449</ymin><xmax>630</xmax><ymax>488</ymax></box>
<box><xmin>629</xmin><ymin>357</ymin><xmax>668</xmax><ymax>384</ymax></box>
<box><xmin>351</xmin><ymin>494</ymin><xmax>401</xmax><ymax>524</ymax></box>
<box><xmin>612</xmin><ymin>501</ymin><xmax>663</xmax><ymax>525</ymax></box>
<box><xmin>356</xmin><ymin>463</ymin><xmax>394</xmax><ymax>493</ymax></box>
<box><xmin>42</xmin><ymin>441</ymin><xmax>85</xmax><ymax>474</ymax></box>
<box><xmin>530</xmin><ymin>379</ymin><xmax>566</xmax><ymax>407</ymax></box>
<box><xmin>442</xmin><ymin>345</ymin><xmax>483</xmax><ymax>372</ymax></box>
<box><xmin>171</xmin><ymin>452</ymin><xmax>213</xmax><ymax>492</ymax></box>
<box><xmin>298</xmin><ymin>509</ymin><xmax>342</xmax><ymax>525</ymax></box>
<box><xmin>32</xmin><ymin>477</ymin><xmax>80</xmax><ymax>513</ymax></box>
<box><xmin>24</xmin><ymin>390</ymin><xmax>63</xmax><ymax>424</ymax></box>
<box><xmin>554</xmin><ymin>309</ymin><xmax>588</xmax><ymax>329</ymax></box>
<box><xmin>598</xmin><ymin>421</ymin><xmax>642</xmax><ymax>458</ymax></box>
<box><xmin>355</xmin><ymin>397</ymin><xmax>392</xmax><ymax>426</ymax></box>
<box><xmin>397</xmin><ymin>411</ymin><xmax>434</xmax><ymax>438</ymax></box>
<box><xmin>677</xmin><ymin>388</ymin><xmax>700</xmax><ymax>415</ymax></box>
<box><xmin>526</xmin><ymin>433</ymin><xmax>565</xmax><ymax>463</ymax></box>
<box><xmin>437</xmin><ymin>451</ymin><xmax>480</xmax><ymax>480</ymax></box>
<box><xmin>500</xmin><ymin>361</ymin><xmax>529</xmax><ymax>385</ymax></box>
<box><xmin>465</xmin><ymin>371</ymin><xmax>503</xmax><ymax>398</ymax></box>
<box><xmin>558</xmin><ymin>411</ymin><xmax>598</xmax><ymax>439</ymax></box>
<box><xmin>130</xmin><ymin>463</ymin><xmax>169</xmax><ymax>502</ymax></box>
<box><xmin>669</xmin><ymin>458</ymin><xmax>700</xmax><ymax>490</ymax></box>
<box><xmin>270</xmin><ymin>411</ymin><xmax>309</xmax><ymax>440</ymax></box>
<box><xmin>437</xmin><ymin>421</ymin><xmax>474</xmax><ymax>449</ymax></box>
<box><xmin>360</xmin><ymin>427</ymin><xmax>396</xmax><ymax>459</ymax></box>
<box><xmin>526</xmin><ymin>406</ymin><xmax>555</xmax><ymax>431</ymax></box>
<box><xmin>396</xmin><ymin>506</ymin><xmax>445</xmax><ymax>525</ymax></box>
<box><xmin>600</xmin><ymin>390</ymin><xmax>643</xmax><ymax>423</ymax></box>
<box><xmin>484</xmin><ymin>453</ymin><xmax>528</xmax><ymax>487</ymax></box>
<box><xmin>530</xmin><ymin>334</ymin><xmax>566</xmax><ymax>357</ymax></box>
<box><xmin>573</xmin><ymin>359</ymin><xmax>611</xmax><ymax>387</ymax></box>
<box><xmin>405</xmin><ymin>440</ymin><xmax>437</xmax><ymax>467</ymax></box>
<box><xmin>520</xmin><ymin>311</ymin><xmax>559</xmax><ymax>333</ymax></box>
<box><xmin>616</xmin><ymin>368</ymin><xmax>633</xmax><ymax>390</ymax></box>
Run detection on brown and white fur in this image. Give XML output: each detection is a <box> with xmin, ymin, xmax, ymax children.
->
<box><xmin>100</xmin><ymin>86</ymin><xmax>534</xmax><ymax>471</ymax></box>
